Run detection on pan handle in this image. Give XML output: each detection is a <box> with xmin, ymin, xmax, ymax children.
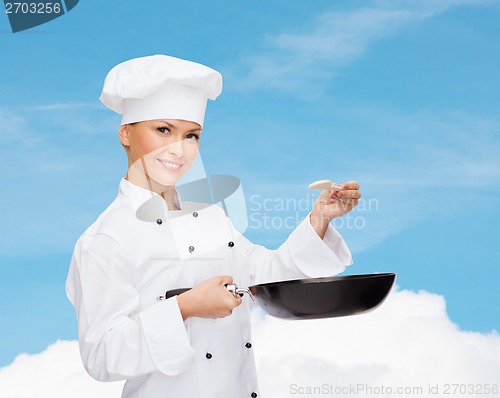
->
<box><xmin>226</xmin><ymin>284</ymin><xmax>256</xmax><ymax>303</ymax></box>
<box><xmin>158</xmin><ymin>284</ymin><xmax>255</xmax><ymax>302</ymax></box>
<box><xmin>162</xmin><ymin>288</ymin><xmax>191</xmax><ymax>300</ymax></box>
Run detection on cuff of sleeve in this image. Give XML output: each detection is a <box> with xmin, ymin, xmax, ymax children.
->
<box><xmin>323</xmin><ymin>219</ymin><xmax>354</xmax><ymax>267</ymax></box>
<box><xmin>138</xmin><ymin>297</ymin><xmax>195</xmax><ymax>376</ymax></box>
<box><xmin>288</xmin><ymin>212</ymin><xmax>353</xmax><ymax>278</ymax></box>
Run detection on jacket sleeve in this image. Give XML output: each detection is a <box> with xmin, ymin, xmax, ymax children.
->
<box><xmin>65</xmin><ymin>233</ymin><xmax>195</xmax><ymax>382</ymax></box>
<box><xmin>237</xmin><ymin>212</ymin><xmax>353</xmax><ymax>286</ymax></box>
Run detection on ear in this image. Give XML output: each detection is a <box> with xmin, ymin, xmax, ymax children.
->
<box><xmin>118</xmin><ymin>124</ymin><xmax>131</xmax><ymax>147</ymax></box>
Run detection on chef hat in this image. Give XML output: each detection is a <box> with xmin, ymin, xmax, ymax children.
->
<box><xmin>99</xmin><ymin>54</ymin><xmax>222</xmax><ymax>127</ymax></box>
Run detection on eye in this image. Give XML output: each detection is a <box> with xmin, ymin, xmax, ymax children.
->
<box><xmin>157</xmin><ymin>127</ymin><xmax>170</xmax><ymax>135</ymax></box>
<box><xmin>186</xmin><ymin>133</ymin><xmax>200</xmax><ymax>141</ymax></box>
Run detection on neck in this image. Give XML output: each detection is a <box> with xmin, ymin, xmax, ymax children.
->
<box><xmin>125</xmin><ymin>166</ymin><xmax>179</xmax><ymax>210</ymax></box>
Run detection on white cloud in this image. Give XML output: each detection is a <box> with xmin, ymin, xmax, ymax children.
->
<box><xmin>230</xmin><ymin>0</ymin><xmax>497</xmax><ymax>94</ymax></box>
<box><xmin>253</xmin><ymin>287</ymin><xmax>500</xmax><ymax>397</ymax></box>
<box><xmin>2</xmin><ymin>288</ymin><xmax>499</xmax><ymax>398</ymax></box>
<box><xmin>0</xmin><ymin>341</ymin><xmax>124</xmax><ymax>398</ymax></box>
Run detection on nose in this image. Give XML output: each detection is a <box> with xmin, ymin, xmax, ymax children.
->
<box><xmin>167</xmin><ymin>138</ymin><xmax>184</xmax><ymax>158</ymax></box>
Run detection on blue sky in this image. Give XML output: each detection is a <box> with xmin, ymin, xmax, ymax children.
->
<box><xmin>0</xmin><ymin>0</ymin><xmax>499</xmax><ymax>368</ymax></box>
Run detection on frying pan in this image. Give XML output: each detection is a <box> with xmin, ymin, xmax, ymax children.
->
<box><xmin>164</xmin><ymin>273</ymin><xmax>396</xmax><ymax>320</ymax></box>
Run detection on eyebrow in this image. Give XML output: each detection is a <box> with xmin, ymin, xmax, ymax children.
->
<box><xmin>160</xmin><ymin>120</ymin><xmax>202</xmax><ymax>132</ymax></box>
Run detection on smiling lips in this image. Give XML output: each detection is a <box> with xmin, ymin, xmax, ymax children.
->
<box><xmin>157</xmin><ymin>158</ymin><xmax>183</xmax><ymax>171</ymax></box>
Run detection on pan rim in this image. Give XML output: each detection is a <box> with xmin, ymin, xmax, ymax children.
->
<box><xmin>250</xmin><ymin>272</ymin><xmax>396</xmax><ymax>289</ymax></box>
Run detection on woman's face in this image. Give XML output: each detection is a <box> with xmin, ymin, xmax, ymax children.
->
<box><xmin>119</xmin><ymin>119</ymin><xmax>201</xmax><ymax>189</ymax></box>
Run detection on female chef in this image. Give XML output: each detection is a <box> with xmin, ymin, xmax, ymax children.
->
<box><xmin>66</xmin><ymin>54</ymin><xmax>361</xmax><ymax>398</ymax></box>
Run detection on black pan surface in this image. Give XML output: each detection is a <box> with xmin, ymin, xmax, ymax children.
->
<box><xmin>165</xmin><ymin>273</ymin><xmax>396</xmax><ymax>320</ymax></box>
<box><xmin>249</xmin><ymin>273</ymin><xmax>396</xmax><ymax>320</ymax></box>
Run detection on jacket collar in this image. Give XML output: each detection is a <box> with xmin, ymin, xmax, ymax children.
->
<box><xmin>118</xmin><ymin>178</ymin><xmax>183</xmax><ymax>215</ymax></box>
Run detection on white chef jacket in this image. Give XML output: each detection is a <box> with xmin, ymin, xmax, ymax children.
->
<box><xmin>66</xmin><ymin>178</ymin><xmax>353</xmax><ymax>398</ymax></box>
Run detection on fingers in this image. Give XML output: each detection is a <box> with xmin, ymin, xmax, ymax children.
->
<box><xmin>339</xmin><ymin>198</ymin><xmax>359</xmax><ymax>208</ymax></box>
<box><xmin>335</xmin><ymin>190</ymin><xmax>361</xmax><ymax>199</ymax></box>
<box><xmin>328</xmin><ymin>194</ymin><xmax>359</xmax><ymax>211</ymax></box>
<box><xmin>219</xmin><ymin>275</ymin><xmax>234</xmax><ymax>286</ymax></box>
<box><xmin>329</xmin><ymin>180</ymin><xmax>361</xmax><ymax>202</ymax></box>
<box><xmin>341</xmin><ymin>180</ymin><xmax>360</xmax><ymax>190</ymax></box>
<box><xmin>329</xmin><ymin>190</ymin><xmax>361</xmax><ymax>201</ymax></box>
<box><xmin>335</xmin><ymin>197</ymin><xmax>359</xmax><ymax>204</ymax></box>
<box><xmin>218</xmin><ymin>275</ymin><xmax>242</xmax><ymax>303</ymax></box>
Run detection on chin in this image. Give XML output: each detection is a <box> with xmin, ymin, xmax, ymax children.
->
<box><xmin>148</xmin><ymin>167</ymin><xmax>185</xmax><ymax>188</ymax></box>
